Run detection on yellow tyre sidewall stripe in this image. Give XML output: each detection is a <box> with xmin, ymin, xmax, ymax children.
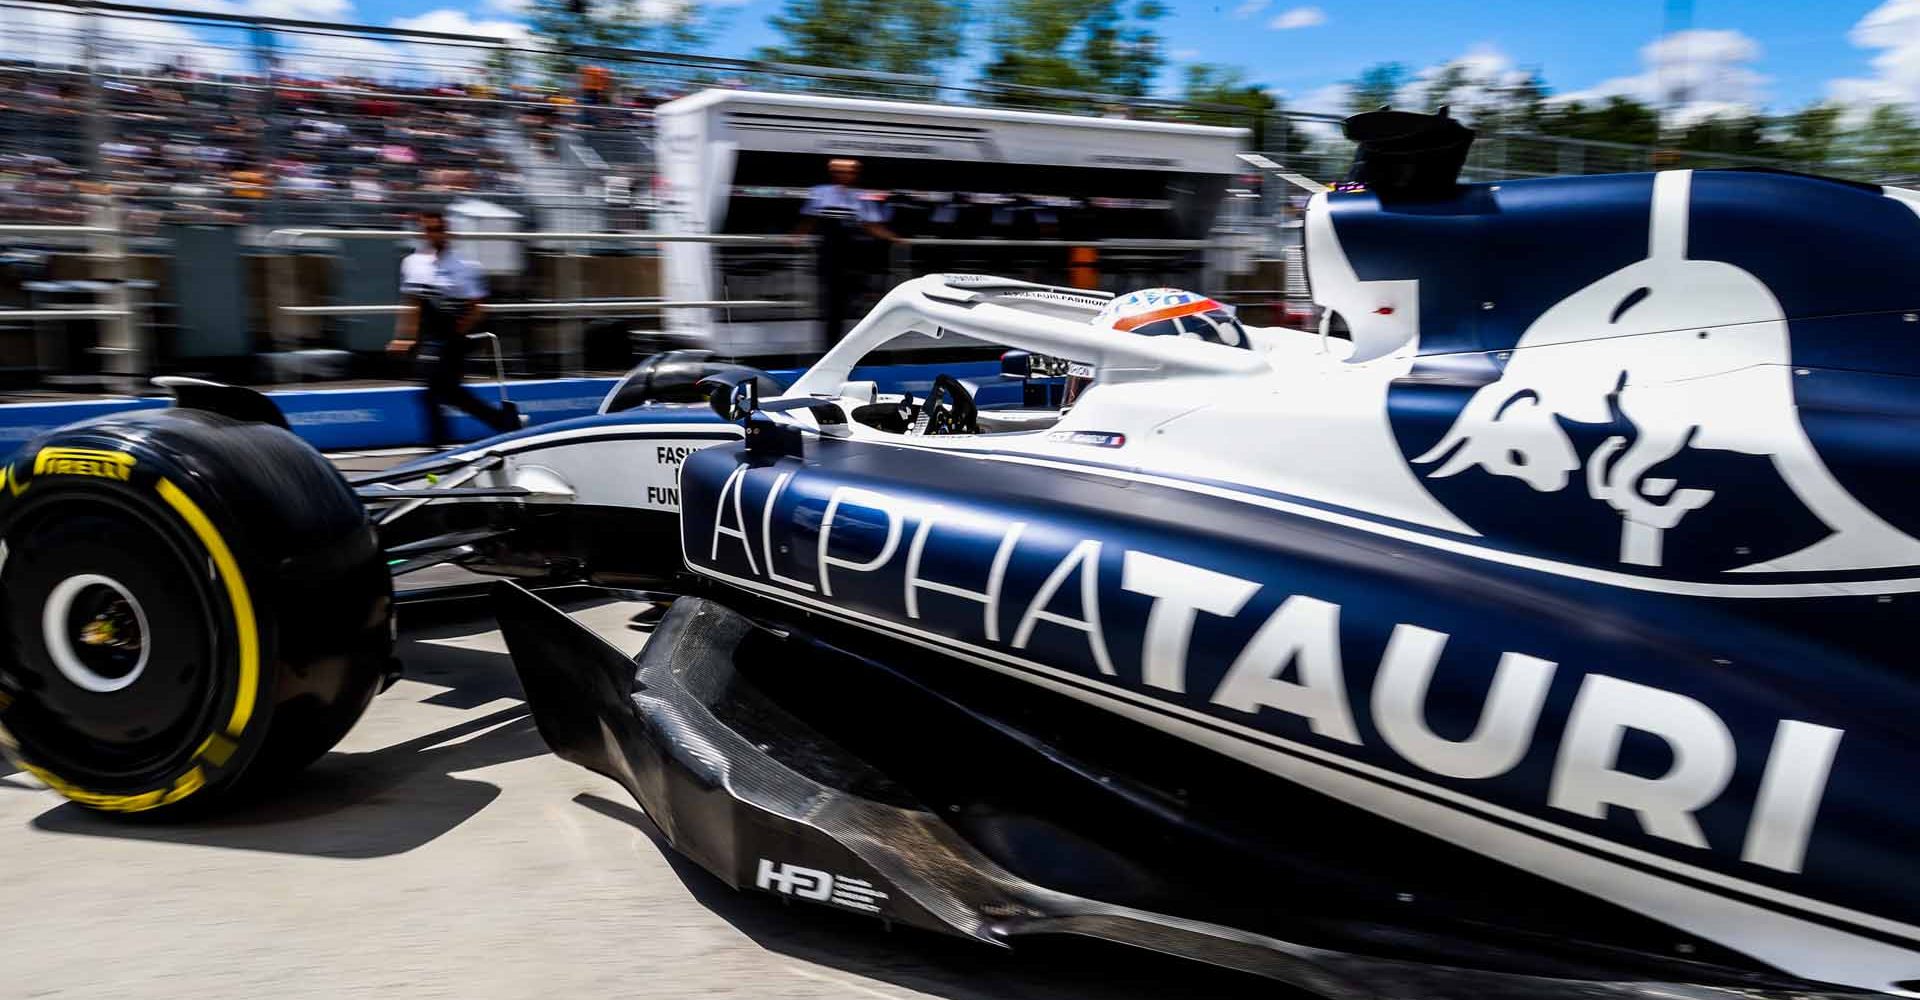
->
<box><xmin>155</xmin><ymin>478</ymin><xmax>259</xmax><ymax>738</ymax></box>
<box><xmin>1</xmin><ymin>476</ymin><xmax>261</xmax><ymax>813</ymax></box>
<box><xmin>0</xmin><ymin>460</ymin><xmax>25</xmax><ymax>498</ymax></box>
<box><xmin>19</xmin><ymin>762</ymin><xmax>204</xmax><ymax>812</ymax></box>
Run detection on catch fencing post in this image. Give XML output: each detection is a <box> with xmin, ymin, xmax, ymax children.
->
<box><xmin>562</xmin><ymin>236</ymin><xmax>584</xmax><ymax>373</ymax></box>
<box><xmin>87</xmin><ymin>196</ymin><xmax>141</xmax><ymax>392</ymax></box>
<box><xmin>80</xmin><ymin>1</ymin><xmax>107</xmax><ymax>183</ymax></box>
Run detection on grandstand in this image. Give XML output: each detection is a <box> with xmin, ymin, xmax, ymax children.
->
<box><xmin>0</xmin><ymin>64</ymin><xmax>636</xmax><ymax>233</ymax></box>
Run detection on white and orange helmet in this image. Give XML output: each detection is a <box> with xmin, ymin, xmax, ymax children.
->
<box><xmin>1067</xmin><ymin>288</ymin><xmax>1249</xmax><ymax>405</ymax></box>
<box><xmin>1091</xmin><ymin>288</ymin><xmax>1250</xmax><ymax>347</ymax></box>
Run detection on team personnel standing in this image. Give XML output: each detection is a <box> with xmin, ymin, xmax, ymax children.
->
<box><xmin>580</xmin><ymin>64</ymin><xmax>610</xmax><ymax>105</ymax></box>
<box><xmin>388</xmin><ymin>209</ymin><xmax>520</xmax><ymax>446</ymax></box>
<box><xmin>795</xmin><ymin>157</ymin><xmax>899</xmax><ymax>347</ymax></box>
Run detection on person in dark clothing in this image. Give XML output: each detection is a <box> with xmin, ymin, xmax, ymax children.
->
<box><xmin>794</xmin><ymin>158</ymin><xmax>899</xmax><ymax>348</ymax></box>
<box><xmin>387</xmin><ymin>209</ymin><xmax>520</xmax><ymax>446</ymax></box>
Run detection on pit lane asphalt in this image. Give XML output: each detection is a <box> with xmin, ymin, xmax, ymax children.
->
<box><xmin>0</xmin><ymin>450</ymin><xmax>1280</xmax><ymax>1000</ymax></box>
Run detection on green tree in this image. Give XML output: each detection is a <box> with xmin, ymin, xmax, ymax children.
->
<box><xmin>1078</xmin><ymin>0</ymin><xmax>1166</xmax><ymax>98</ymax></box>
<box><xmin>1472</xmin><ymin>69</ymin><xmax>1547</xmax><ymax>133</ymax></box>
<box><xmin>979</xmin><ymin>0</ymin><xmax>1168</xmax><ymax>106</ymax></box>
<box><xmin>484</xmin><ymin>45</ymin><xmax>519</xmax><ymax>90</ymax></box>
<box><xmin>1345</xmin><ymin>62</ymin><xmax>1408</xmax><ymax>114</ymax></box>
<box><xmin>1181</xmin><ymin>64</ymin><xmax>1310</xmax><ymax>154</ymax></box>
<box><xmin>1420</xmin><ymin>63</ymin><xmax>1469</xmax><ymax>115</ymax></box>
<box><xmin>1779</xmin><ymin>102</ymin><xmax>1843</xmax><ymax>168</ymax></box>
<box><xmin>1539</xmin><ymin>95</ymin><xmax>1661</xmax><ymax>147</ymax></box>
<box><xmin>526</xmin><ymin>0</ymin><xmax>715</xmax><ymax>81</ymax></box>
<box><xmin>1673</xmin><ymin>114</ymin><xmax>1780</xmax><ymax>160</ymax></box>
<box><xmin>756</xmin><ymin>0</ymin><xmax>966</xmax><ymax>80</ymax></box>
<box><xmin>1852</xmin><ymin>104</ymin><xmax>1920</xmax><ymax>180</ymax></box>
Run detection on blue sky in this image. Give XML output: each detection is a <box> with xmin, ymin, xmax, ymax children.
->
<box><xmin>363</xmin><ymin>0</ymin><xmax>1918</xmax><ymax>115</ymax></box>
<box><xmin>690</xmin><ymin>0</ymin><xmax>1878</xmax><ymax>109</ymax></box>
<box><xmin>1149</xmin><ymin>0</ymin><xmax>1869</xmax><ymax>110</ymax></box>
<box><xmin>30</xmin><ymin>0</ymin><xmax>1920</xmax><ymax>117</ymax></box>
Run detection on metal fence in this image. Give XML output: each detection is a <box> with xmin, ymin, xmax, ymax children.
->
<box><xmin>1</xmin><ymin>0</ymin><xmax>1289</xmax><ymax>243</ymax></box>
<box><xmin>0</xmin><ymin>0</ymin><xmax>1876</xmax><ymax>393</ymax></box>
<box><xmin>4</xmin><ymin>0</ymin><xmax>1868</xmax><ymax>244</ymax></box>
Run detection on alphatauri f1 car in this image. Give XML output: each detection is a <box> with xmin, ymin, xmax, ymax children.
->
<box><xmin>6</xmin><ymin>110</ymin><xmax>1920</xmax><ymax>997</ymax></box>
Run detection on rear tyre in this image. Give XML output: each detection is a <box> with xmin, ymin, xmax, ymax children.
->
<box><xmin>0</xmin><ymin>408</ymin><xmax>392</xmax><ymax>816</ymax></box>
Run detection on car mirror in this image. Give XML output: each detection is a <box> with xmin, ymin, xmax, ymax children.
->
<box><xmin>700</xmin><ymin>375</ymin><xmax>757</xmax><ymax>422</ymax></box>
<box><xmin>1000</xmin><ymin>350</ymin><xmax>1031</xmax><ymax>379</ymax></box>
<box><xmin>728</xmin><ymin>379</ymin><xmax>757</xmax><ymax>422</ymax></box>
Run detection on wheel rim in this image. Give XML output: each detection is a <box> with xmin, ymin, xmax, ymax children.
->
<box><xmin>1</xmin><ymin>489</ymin><xmax>220</xmax><ymax>785</ymax></box>
<box><xmin>42</xmin><ymin>573</ymin><xmax>151</xmax><ymax>694</ymax></box>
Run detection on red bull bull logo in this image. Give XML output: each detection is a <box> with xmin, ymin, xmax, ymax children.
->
<box><xmin>1339</xmin><ymin>170</ymin><xmax>1920</xmax><ymax>575</ymax></box>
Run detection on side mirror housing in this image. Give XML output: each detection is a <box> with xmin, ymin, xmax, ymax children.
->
<box><xmin>999</xmin><ymin>350</ymin><xmax>1032</xmax><ymax>379</ymax></box>
<box><xmin>700</xmin><ymin>375</ymin><xmax>758</xmax><ymax>422</ymax></box>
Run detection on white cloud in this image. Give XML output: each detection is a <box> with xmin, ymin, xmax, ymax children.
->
<box><xmin>386</xmin><ymin>9</ymin><xmax>530</xmax><ymax>78</ymax></box>
<box><xmin>1558</xmin><ymin>29</ymin><xmax>1768</xmax><ymax>124</ymax></box>
<box><xmin>635</xmin><ymin>0</ymin><xmax>698</xmax><ymax>20</ymax></box>
<box><xmin>139</xmin><ymin>0</ymin><xmax>241</xmax><ymax>14</ymax></box>
<box><xmin>0</xmin><ymin>5</ymin><xmax>245</xmax><ymax>74</ymax></box>
<box><xmin>70</xmin><ymin>1</ymin><xmax>526</xmax><ymax>82</ymax></box>
<box><xmin>1268</xmin><ymin>5</ymin><xmax>1326</xmax><ymax>30</ymax></box>
<box><xmin>1295</xmin><ymin>82</ymin><xmax>1350</xmax><ymax>116</ymax></box>
<box><xmin>1232</xmin><ymin>0</ymin><xmax>1270</xmax><ymax>19</ymax></box>
<box><xmin>0</xmin><ymin>0</ymin><xmax>538</xmax><ymax>82</ymax></box>
<box><xmin>245</xmin><ymin>0</ymin><xmax>353</xmax><ymax>18</ymax></box>
<box><xmin>1172</xmin><ymin>48</ymin><xmax>1201</xmax><ymax>61</ymax></box>
<box><xmin>1</xmin><ymin>0</ymin><xmax>377</xmax><ymax>76</ymax></box>
<box><xmin>140</xmin><ymin>0</ymin><xmax>351</xmax><ymax>18</ymax></box>
<box><xmin>1288</xmin><ymin>81</ymin><xmax>1351</xmax><ymax>141</ymax></box>
<box><xmin>1402</xmin><ymin>43</ymin><xmax>1533</xmax><ymax>116</ymax></box>
<box><xmin>273</xmin><ymin>32</ymin><xmax>403</xmax><ymax>79</ymax></box>
<box><xmin>1828</xmin><ymin>0</ymin><xmax>1920</xmax><ymax>110</ymax></box>
<box><xmin>390</xmin><ymin>8</ymin><xmax>529</xmax><ymax>41</ymax></box>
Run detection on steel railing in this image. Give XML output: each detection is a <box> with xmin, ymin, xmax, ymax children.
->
<box><xmin>279</xmin><ymin>299</ymin><xmax>794</xmax><ymax>316</ymax></box>
<box><xmin>0</xmin><ymin>308</ymin><xmax>131</xmax><ymax>320</ymax></box>
<box><xmin>0</xmin><ymin>216</ymin><xmax>142</xmax><ymax>391</ymax></box>
<box><xmin>267</xmin><ymin>228</ymin><xmax>818</xmax><ymax>372</ymax></box>
<box><xmin>269</xmin><ymin>229</ymin><xmax>812</xmax><ymax>245</ymax></box>
<box><xmin>0</xmin><ymin>225</ymin><xmax>120</xmax><ymax>238</ymax></box>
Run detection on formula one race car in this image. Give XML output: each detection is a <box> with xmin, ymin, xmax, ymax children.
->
<box><xmin>7</xmin><ymin>110</ymin><xmax>1920</xmax><ymax>997</ymax></box>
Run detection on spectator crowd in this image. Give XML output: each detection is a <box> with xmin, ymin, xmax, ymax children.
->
<box><xmin>0</xmin><ymin>59</ymin><xmax>663</xmax><ymax>230</ymax></box>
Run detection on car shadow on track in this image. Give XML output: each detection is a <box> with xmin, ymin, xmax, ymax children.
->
<box><xmin>30</xmin><ymin>704</ymin><xmax>544</xmax><ymax>858</ymax></box>
<box><xmin>27</xmin><ymin>611</ymin><xmax>563</xmax><ymax>859</ymax></box>
<box><xmin>572</xmin><ymin>792</ymin><xmax>1291</xmax><ymax>1000</ymax></box>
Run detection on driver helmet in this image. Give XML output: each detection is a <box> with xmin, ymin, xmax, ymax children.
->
<box><xmin>1066</xmin><ymin>288</ymin><xmax>1250</xmax><ymax>405</ymax></box>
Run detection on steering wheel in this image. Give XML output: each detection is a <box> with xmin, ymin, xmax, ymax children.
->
<box><xmin>919</xmin><ymin>374</ymin><xmax>979</xmax><ymax>436</ymax></box>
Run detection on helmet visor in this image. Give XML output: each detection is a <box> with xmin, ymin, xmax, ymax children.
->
<box><xmin>1128</xmin><ymin>307</ymin><xmax>1249</xmax><ymax>349</ymax></box>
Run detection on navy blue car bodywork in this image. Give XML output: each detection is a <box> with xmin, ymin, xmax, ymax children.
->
<box><xmin>655</xmin><ymin>430</ymin><xmax>1909</xmax><ymax>987</ymax></box>
<box><xmin>505</xmin><ymin>165</ymin><xmax>1920</xmax><ymax>996</ymax></box>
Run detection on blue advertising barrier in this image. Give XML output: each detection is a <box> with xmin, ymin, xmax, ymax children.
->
<box><xmin>0</xmin><ymin>360</ymin><xmax>1007</xmax><ymax>454</ymax></box>
<box><xmin>0</xmin><ymin>378</ymin><xmax>620</xmax><ymax>454</ymax></box>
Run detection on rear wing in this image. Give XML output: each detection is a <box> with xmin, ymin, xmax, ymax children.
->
<box><xmin>784</xmin><ymin>274</ymin><xmax>1269</xmax><ymax>397</ymax></box>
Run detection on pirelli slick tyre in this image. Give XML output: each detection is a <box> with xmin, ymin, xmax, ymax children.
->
<box><xmin>0</xmin><ymin>408</ymin><xmax>391</xmax><ymax>816</ymax></box>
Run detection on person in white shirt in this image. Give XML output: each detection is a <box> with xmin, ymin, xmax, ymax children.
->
<box><xmin>350</xmin><ymin>168</ymin><xmax>385</xmax><ymax>203</ymax></box>
<box><xmin>387</xmin><ymin>209</ymin><xmax>519</xmax><ymax>445</ymax></box>
<box><xmin>795</xmin><ymin>158</ymin><xmax>899</xmax><ymax>348</ymax></box>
